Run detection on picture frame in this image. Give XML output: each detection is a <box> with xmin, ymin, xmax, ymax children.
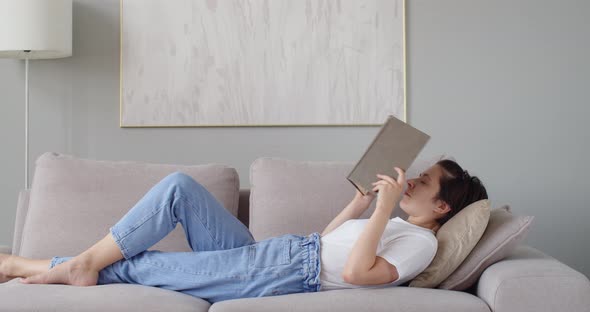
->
<box><xmin>120</xmin><ymin>0</ymin><xmax>406</xmax><ymax>127</ymax></box>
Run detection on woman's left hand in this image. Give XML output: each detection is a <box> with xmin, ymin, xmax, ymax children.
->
<box><xmin>371</xmin><ymin>167</ymin><xmax>406</xmax><ymax>213</ymax></box>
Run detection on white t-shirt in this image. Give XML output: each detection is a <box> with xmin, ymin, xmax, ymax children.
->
<box><xmin>318</xmin><ymin>217</ymin><xmax>438</xmax><ymax>291</ymax></box>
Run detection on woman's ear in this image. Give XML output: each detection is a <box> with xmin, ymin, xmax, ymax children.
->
<box><xmin>434</xmin><ymin>201</ymin><xmax>451</xmax><ymax>215</ymax></box>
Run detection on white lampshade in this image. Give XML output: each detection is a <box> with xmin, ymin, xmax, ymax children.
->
<box><xmin>0</xmin><ymin>0</ymin><xmax>72</xmax><ymax>59</ymax></box>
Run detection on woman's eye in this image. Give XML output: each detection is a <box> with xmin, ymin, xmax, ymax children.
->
<box><xmin>421</xmin><ymin>181</ymin><xmax>426</xmax><ymax>185</ymax></box>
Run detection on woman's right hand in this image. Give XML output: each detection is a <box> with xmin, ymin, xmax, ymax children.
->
<box><xmin>371</xmin><ymin>167</ymin><xmax>406</xmax><ymax>213</ymax></box>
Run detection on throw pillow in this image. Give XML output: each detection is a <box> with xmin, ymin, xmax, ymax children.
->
<box><xmin>438</xmin><ymin>205</ymin><xmax>534</xmax><ymax>290</ymax></box>
<box><xmin>409</xmin><ymin>199</ymin><xmax>491</xmax><ymax>288</ymax></box>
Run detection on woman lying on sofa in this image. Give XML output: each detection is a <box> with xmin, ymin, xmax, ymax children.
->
<box><xmin>0</xmin><ymin>159</ymin><xmax>487</xmax><ymax>304</ymax></box>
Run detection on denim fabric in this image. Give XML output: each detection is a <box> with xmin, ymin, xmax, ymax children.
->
<box><xmin>49</xmin><ymin>171</ymin><xmax>322</xmax><ymax>304</ymax></box>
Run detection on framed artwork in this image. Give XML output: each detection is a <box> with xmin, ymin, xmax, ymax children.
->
<box><xmin>120</xmin><ymin>0</ymin><xmax>406</xmax><ymax>127</ymax></box>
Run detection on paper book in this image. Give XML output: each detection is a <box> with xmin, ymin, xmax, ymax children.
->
<box><xmin>347</xmin><ymin>115</ymin><xmax>431</xmax><ymax>195</ymax></box>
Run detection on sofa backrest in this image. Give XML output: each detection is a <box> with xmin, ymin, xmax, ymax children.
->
<box><xmin>246</xmin><ymin>155</ymin><xmax>450</xmax><ymax>240</ymax></box>
<box><xmin>16</xmin><ymin>152</ymin><xmax>240</xmax><ymax>259</ymax></box>
<box><xmin>13</xmin><ymin>152</ymin><xmax>448</xmax><ymax>256</ymax></box>
<box><xmin>247</xmin><ymin>157</ymin><xmax>411</xmax><ymax>240</ymax></box>
<box><xmin>13</xmin><ymin>188</ymin><xmax>253</xmax><ymax>257</ymax></box>
<box><xmin>12</xmin><ymin>189</ymin><xmax>30</xmax><ymax>256</ymax></box>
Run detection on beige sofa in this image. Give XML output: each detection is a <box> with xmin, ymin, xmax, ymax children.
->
<box><xmin>1</xmin><ymin>152</ymin><xmax>589</xmax><ymax>312</ymax></box>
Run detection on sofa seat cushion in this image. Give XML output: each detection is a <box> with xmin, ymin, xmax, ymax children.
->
<box><xmin>0</xmin><ymin>279</ymin><xmax>209</xmax><ymax>312</ymax></box>
<box><xmin>208</xmin><ymin>286</ymin><xmax>490</xmax><ymax>312</ymax></box>
<box><xmin>19</xmin><ymin>152</ymin><xmax>240</xmax><ymax>259</ymax></box>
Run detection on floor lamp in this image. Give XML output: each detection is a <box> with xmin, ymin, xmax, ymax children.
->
<box><xmin>0</xmin><ymin>0</ymin><xmax>72</xmax><ymax>189</ymax></box>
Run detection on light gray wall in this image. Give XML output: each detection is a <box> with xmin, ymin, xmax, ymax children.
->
<box><xmin>1</xmin><ymin>0</ymin><xmax>588</xmax><ymax>278</ymax></box>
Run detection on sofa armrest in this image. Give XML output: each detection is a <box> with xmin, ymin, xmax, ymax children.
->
<box><xmin>0</xmin><ymin>245</ymin><xmax>12</xmax><ymax>255</ymax></box>
<box><xmin>477</xmin><ymin>244</ymin><xmax>590</xmax><ymax>312</ymax></box>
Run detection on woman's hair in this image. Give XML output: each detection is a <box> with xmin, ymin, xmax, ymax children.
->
<box><xmin>433</xmin><ymin>159</ymin><xmax>488</xmax><ymax>226</ymax></box>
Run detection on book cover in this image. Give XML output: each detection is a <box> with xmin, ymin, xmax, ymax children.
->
<box><xmin>347</xmin><ymin>115</ymin><xmax>431</xmax><ymax>195</ymax></box>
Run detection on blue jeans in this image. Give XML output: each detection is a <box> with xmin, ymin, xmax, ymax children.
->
<box><xmin>49</xmin><ymin>171</ymin><xmax>322</xmax><ymax>304</ymax></box>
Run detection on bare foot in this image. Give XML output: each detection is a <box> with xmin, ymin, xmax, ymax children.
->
<box><xmin>0</xmin><ymin>253</ymin><xmax>16</xmax><ymax>283</ymax></box>
<box><xmin>0</xmin><ymin>253</ymin><xmax>51</xmax><ymax>281</ymax></box>
<box><xmin>20</xmin><ymin>258</ymin><xmax>99</xmax><ymax>286</ymax></box>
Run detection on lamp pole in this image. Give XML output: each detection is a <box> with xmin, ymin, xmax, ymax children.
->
<box><xmin>24</xmin><ymin>51</ymin><xmax>30</xmax><ymax>189</ymax></box>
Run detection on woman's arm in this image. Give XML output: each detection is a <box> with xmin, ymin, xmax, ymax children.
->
<box><xmin>341</xmin><ymin>206</ymin><xmax>392</xmax><ymax>282</ymax></box>
<box><xmin>342</xmin><ymin>168</ymin><xmax>405</xmax><ymax>283</ymax></box>
<box><xmin>320</xmin><ymin>190</ymin><xmax>374</xmax><ymax>237</ymax></box>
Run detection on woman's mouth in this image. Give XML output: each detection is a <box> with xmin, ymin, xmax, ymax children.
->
<box><xmin>404</xmin><ymin>191</ymin><xmax>411</xmax><ymax>197</ymax></box>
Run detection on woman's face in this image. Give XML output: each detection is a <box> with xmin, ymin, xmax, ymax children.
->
<box><xmin>399</xmin><ymin>164</ymin><xmax>450</xmax><ymax>218</ymax></box>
